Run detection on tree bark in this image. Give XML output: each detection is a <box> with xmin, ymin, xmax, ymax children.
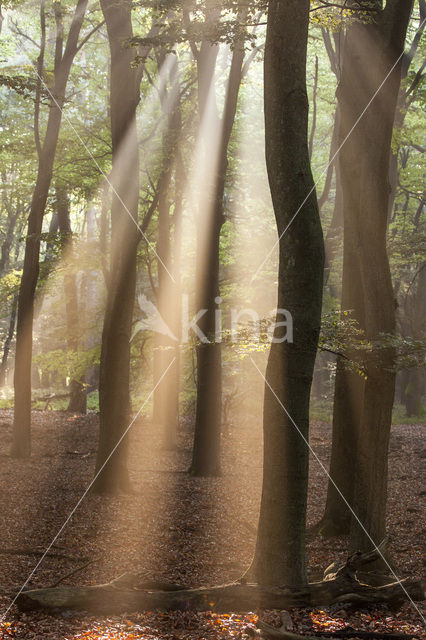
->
<box><xmin>247</xmin><ymin>0</ymin><xmax>324</xmax><ymax>587</ymax></box>
<box><xmin>91</xmin><ymin>0</ymin><xmax>140</xmax><ymax>494</ymax></box>
<box><xmin>11</xmin><ymin>0</ymin><xmax>88</xmax><ymax>457</ymax></box>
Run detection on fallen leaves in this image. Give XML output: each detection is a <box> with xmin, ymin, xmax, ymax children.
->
<box><xmin>0</xmin><ymin>410</ymin><xmax>424</xmax><ymax>639</ymax></box>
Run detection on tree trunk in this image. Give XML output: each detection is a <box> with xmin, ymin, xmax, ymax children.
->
<box><xmin>387</xmin><ymin>1</ymin><xmax>425</xmax><ymax>221</ymax></box>
<box><xmin>318</xmin><ymin>0</ymin><xmax>414</xmax><ymax>543</ymax></box>
<box><xmin>0</xmin><ymin>195</ymin><xmax>21</xmax><ymax>277</ymax></box>
<box><xmin>0</xmin><ymin>293</ymin><xmax>18</xmax><ymax>386</ymax></box>
<box><xmin>152</xmin><ymin>60</ymin><xmax>182</xmax><ymax>448</ymax></box>
<box><xmin>322</xmin><ymin>108</ymin><xmax>343</xmax><ymax>295</ymax></box>
<box><xmin>11</xmin><ymin>0</ymin><xmax>88</xmax><ymax>457</ymax></box>
<box><xmin>92</xmin><ymin>0</ymin><xmax>140</xmax><ymax>494</ymax></box>
<box><xmin>55</xmin><ymin>186</ymin><xmax>87</xmax><ymax>414</ymax></box>
<box><xmin>317</xmin><ymin>213</ymin><xmax>366</xmax><ymax>537</ymax></box>
<box><xmin>333</xmin><ymin>0</ymin><xmax>414</xmax><ymax>554</ymax></box>
<box><xmin>190</xmin><ymin>23</ymin><xmax>246</xmax><ymax>476</ymax></box>
<box><xmin>247</xmin><ymin>0</ymin><xmax>324</xmax><ymax>587</ymax></box>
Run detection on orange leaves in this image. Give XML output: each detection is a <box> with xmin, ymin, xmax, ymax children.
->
<box><xmin>205</xmin><ymin>611</ymin><xmax>259</xmax><ymax>638</ymax></box>
<box><xmin>310</xmin><ymin>609</ymin><xmax>346</xmax><ymax>632</ymax></box>
<box><xmin>0</xmin><ymin>621</ymin><xmax>13</xmax><ymax>638</ymax></box>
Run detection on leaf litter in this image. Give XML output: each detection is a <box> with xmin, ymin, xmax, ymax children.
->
<box><xmin>0</xmin><ymin>409</ymin><xmax>424</xmax><ymax>639</ymax></box>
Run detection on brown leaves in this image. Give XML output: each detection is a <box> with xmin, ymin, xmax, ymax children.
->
<box><xmin>0</xmin><ymin>410</ymin><xmax>424</xmax><ymax>639</ymax></box>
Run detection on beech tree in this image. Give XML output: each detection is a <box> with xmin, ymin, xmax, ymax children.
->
<box><xmin>91</xmin><ymin>0</ymin><xmax>141</xmax><ymax>493</ymax></box>
<box><xmin>247</xmin><ymin>0</ymin><xmax>324</xmax><ymax>586</ymax></box>
<box><xmin>317</xmin><ymin>0</ymin><xmax>415</xmax><ymax>547</ymax></box>
<box><xmin>55</xmin><ymin>184</ymin><xmax>87</xmax><ymax>413</ymax></box>
<box><xmin>190</xmin><ymin>8</ymin><xmax>248</xmax><ymax>476</ymax></box>
<box><xmin>11</xmin><ymin>0</ymin><xmax>89</xmax><ymax>457</ymax></box>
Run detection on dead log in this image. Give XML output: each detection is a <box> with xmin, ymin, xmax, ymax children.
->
<box><xmin>14</xmin><ymin>576</ymin><xmax>424</xmax><ymax>614</ymax></box>
<box><xmin>13</xmin><ymin>549</ymin><xmax>424</xmax><ymax>614</ymax></box>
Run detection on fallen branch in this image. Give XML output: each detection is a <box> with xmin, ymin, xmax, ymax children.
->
<box><xmin>49</xmin><ymin>557</ymin><xmax>99</xmax><ymax>588</ymax></box>
<box><xmin>14</xmin><ymin>575</ymin><xmax>424</xmax><ymax>614</ymax></box>
<box><xmin>31</xmin><ymin>392</ymin><xmax>71</xmax><ymax>410</ymax></box>
<box><xmin>11</xmin><ymin>548</ymin><xmax>424</xmax><ymax>614</ymax></box>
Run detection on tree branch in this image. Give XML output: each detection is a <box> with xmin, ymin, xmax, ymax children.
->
<box><xmin>75</xmin><ymin>19</ymin><xmax>106</xmax><ymax>53</ymax></box>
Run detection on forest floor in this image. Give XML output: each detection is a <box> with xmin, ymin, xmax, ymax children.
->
<box><xmin>0</xmin><ymin>409</ymin><xmax>424</xmax><ymax>639</ymax></box>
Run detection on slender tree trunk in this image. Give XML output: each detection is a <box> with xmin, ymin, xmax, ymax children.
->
<box><xmin>0</xmin><ymin>293</ymin><xmax>18</xmax><ymax>386</ymax></box>
<box><xmin>0</xmin><ymin>199</ymin><xmax>21</xmax><ymax>277</ymax></box>
<box><xmin>153</xmin><ymin>174</ymin><xmax>178</xmax><ymax>446</ymax></box>
<box><xmin>248</xmin><ymin>0</ymin><xmax>324</xmax><ymax>587</ymax></box>
<box><xmin>11</xmin><ymin>0</ymin><xmax>88</xmax><ymax>457</ymax></box>
<box><xmin>92</xmin><ymin>0</ymin><xmax>140</xmax><ymax>494</ymax></box>
<box><xmin>318</xmin><ymin>243</ymin><xmax>365</xmax><ymax>536</ymax></box>
<box><xmin>152</xmin><ymin>60</ymin><xmax>182</xmax><ymax>448</ymax></box>
<box><xmin>54</xmin><ymin>185</ymin><xmax>87</xmax><ymax>413</ymax></box>
<box><xmin>190</xmin><ymin>27</ymin><xmax>246</xmax><ymax>476</ymax></box>
<box><xmin>322</xmin><ymin>107</ymin><xmax>343</xmax><ymax>294</ymax></box>
<box><xmin>387</xmin><ymin>1</ymin><xmax>425</xmax><ymax>221</ymax></box>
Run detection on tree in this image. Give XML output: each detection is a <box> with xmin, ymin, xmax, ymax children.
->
<box><xmin>12</xmin><ymin>0</ymin><xmax>89</xmax><ymax>457</ymax></box>
<box><xmin>247</xmin><ymin>0</ymin><xmax>324</xmax><ymax>586</ymax></box>
<box><xmin>190</xmin><ymin>4</ymin><xmax>248</xmax><ymax>476</ymax></box>
<box><xmin>347</xmin><ymin>0</ymin><xmax>414</xmax><ymax>556</ymax></box>
<box><xmin>316</xmin><ymin>0</ymin><xmax>415</xmax><ymax>541</ymax></box>
<box><xmin>91</xmin><ymin>0</ymin><xmax>141</xmax><ymax>493</ymax></box>
<box><xmin>318</xmin><ymin>0</ymin><xmax>414</xmax><ymax>550</ymax></box>
<box><xmin>55</xmin><ymin>184</ymin><xmax>87</xmax><ymax>413</ymax></box>
<box><xmin>152</xmin><ymin>54</ymin><xmax>184</xmax><ymax>449</ymax></box>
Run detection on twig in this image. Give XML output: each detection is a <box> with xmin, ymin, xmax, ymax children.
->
<box><xmin>48</xmin><ymin>557</ymin><xmax>98</xmax><ymax>588</ymax></box>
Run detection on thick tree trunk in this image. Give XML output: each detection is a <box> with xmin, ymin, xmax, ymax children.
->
<box><xmin>247</xmin><ymin>0</ymin><xmax>324</xmax><ymax>587</ymax></box>
<box><xmin>11</xmin><ymin>0</ymin><xmax>88</xmax><ymax>457</ymax></box>
<box><xmin>332</xmin><ymin>0</ymin><xmax>414</xmax><ymax>554</ymax></box>
<box><xmin>317</xmin><ymin>214</ymin><xmax>366</xmax><ymax>537</ymax></box>
<box><xmin>318</xmin><ymin>0</ymin><xmax>414</xmax><ymax>543</ymax></box>
<box><xmin>92</xmin><ymin>0</ymin><xmax>140</xmax><ymax>494</ymax></box>
<box><xmin>190</xmin><ymin>27</ymin><xmax>245</xmax><ymax>476</ymax></box>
